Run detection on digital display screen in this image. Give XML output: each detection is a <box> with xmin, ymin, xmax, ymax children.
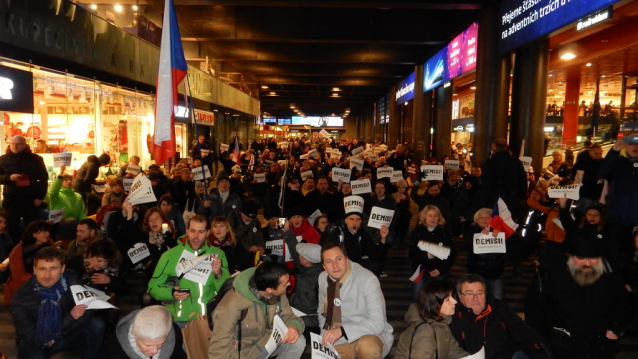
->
<box><xmin>278</xmin><ymin>118</ymin><xmax>292</xmax><ymax>125</ymax></box>
<box><xmin>0</xmin><ymin>65</ymin><xmax>34</xmax><ymax>114</ymax></box>
<box><xmin>498</xmin><ymin>0</ymin><xmax>619</xmax><ymax>55</ymax></box>
<box><xmin>291</xmin><ymin>116</ymin><xmax>344</xmax><ymax>127</ymax></box>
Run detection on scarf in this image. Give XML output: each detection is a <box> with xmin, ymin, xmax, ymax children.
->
<box><xmin>249</xmin><ymin>277</ymin><xmax>281</xmax><ymax>305</ymax></box>
<box><xmin>31</xmin><ymin>272</ymin><xmax>68</xmax><ymax>347</ymax></box>
<box><xmin>149</xmin><ymin>231</ymin><xmax>165</xmax><ymax>250</ymax></box>
<box><xmin>322</xmin><ymin>264</ymin><xmax>352</xmax><ymax>330</ymax></box>
<box><xmin>210</xmin><ymin>236</ymin><xmax>232</xmax><ymax>248</ymax></box>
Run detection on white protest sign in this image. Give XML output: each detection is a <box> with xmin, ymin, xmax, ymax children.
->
<box><xmin>176</xmin><ymin>250</ymin><xmax>218</xmax><ymax>285</ymax></box>
<box><xmin>472</xmin><ymin>232</ymin><xmax>506</xmax><ymax>254</ymax></box>
<box><xmin>420</xmin><ymin>165</ymin><xmax>444</xmax><ymax>181</ymax></box>
<box><xmin>301</xmin><ymin>171</ymin><xmax>314</xmax><ymax>181</ymax></box>
<box><xmin>127</xmin><ymin>243</ymin><xmax>151</xmax><ymax>264</ymax></box>
<box><xmin>123</xmin><ymin>178</ymin><xmax>134</xmax><ymax>192</ymax></box>
<box><xmin>391</xmin><ymin>171</ymin><xmax>403</xmax><ymax>183</ymax></box>
<box><xmin>127</xmin><ymin>173</ymin><xmax>157</xmax><ymax>205</ymax></box>
<box><xmin>343</xmin><ymin>196</ymin><xmax>364</xmax><ymax>215</ymax></box>
<box><xmin>444</xmin><ymin>160</ymin><xmax>460</xmax><ymax>170</ymax></box>
<box><xmin>417</xmin><ymin>241</ymin><xmax>451</xmax><ymax>260</ymax></box>
<box><xmin>254</xmin><ymin>173</ymin><xmax>266</xmax><ymax>183</ymax></box>
<box><xmin>265</xmin><ymin>239</ymin><xmax>284</xmax><ymax>256</ymax></box>
<box><xmin>200</xmin><ymin>149</ymin><xmax>210</xmax><ymax>157</ymax></box>
<box><xmin>369</xmin><ymin>155</ymin><xmax>379</xmax><ymax>162</ymax></box>
<box><xmin>351</xmin><ymin>146</ymin><xmax>364</xmax><ymax>157</ymax></box>
<box><xmin>574</xmin><ymin>170</ymin><xmax>584</xmax><ymax>185</ymax></box>
<box><xmin>279</xmin><ymin>142</ymin><xmax>289</xmax><ymax>149</ymax></box>
<box><xmin>350</xmin><ymin>179</ymin><xmax>371</xmax><ymax>195</ymax></box>
<box><xmin>350</xmin><ymin>158</ymin><xmax>364</xmax><ymax>170</ymax></box>
<box><xmin>310</xmin><ymin>332</ymin><xmax>342</xmax><ymax>359</ymax></box>
<box><xmin>126</xmin><ymin>164</ymin><xmax>142</xmax><ymax>175</ymax></box>
<box><xmin>192</xmin><ymin>166</ymin><xmax>212</xmax><ymax>181</ymax></box>
<box><xmin>520</xmin><ymin>156</ymin><xmax>532</xmax><ymax>173</ymax></box>
<box><xmin>71</xmin><ymin>285</ymin><xmax>117</xmax><ymax>310</ymax></box>
<box><xmin>220</xmin><ymin>143</ymin><xmax>229</xmax><ymax>152</ymax></box>
<box><xmin>265</xmin><ymin>315</ymin><xmax>289</xmax><ymax>356</ymax></box>
<box><xmin>332</xmin><ymin>167</ymin><xmax>351</xmax><ymax>183</ymax></box>
<box><xmin>373</xmin><ymin>148</ymin><xmax>381</xmax><ymax>155</ymax></box>
<box><xmin>319</xmin><ymin>129</ymin><xmax>329</xmax><ymax>138</ymax></box>
<box><xmin>368</xmin><ymin>207</ymin><xmax>394</xmax><ymax>229</ymax></box>
<box><xmin>464</xmin><ymin>346</ymin><xmax>485</xmax><ymax>359</ymax></box>
<box><xmin>377</xmin><ymin>167</ymin><xmax>394</xmax><ymax>179</ymax></box>
<box><xmin>379</xmin><ymin>144</ymin><xmax>388</xmax><ymax>151</ymax></box>
<box><xmin>300</xmin><ymin>154</ymin><xmax>309</xmax><ymax>160</ymax></box>
<box><xmin>292</xmin><ymin>307</ymin><xmax>307</xmax><ymax>317</ymax></box>
<box><xmin>308</xmin><ymin>149</ymin><xmax>318</xmax><ymax>159</ymax></box>
<box><xmin>362</xmin><ymin>150</ymin><xmax>374</xmax><ymax>158</ymax></box>
<box><xmin>53</xmin><ymin>153</ymin><xmax>72</xmax><ymax>167</ymax></box>
<box><xmin>48</xmin><ymin>208</ymin><xmax>65</xmax><ymax>223</ymax></box>
<box><xmin>552</xmin><ymin>217</ymin><xmax>565</xmax><ymax>230</ymax></box>
<box><xmin>548</xmin><ymin>184</ymin><xmax>581</xmax><ymax>200</ymax></box>
<box><xmin>308</xmin><ymin>209</ymin><xmax>322</xmax><ymax>226</ymax></box>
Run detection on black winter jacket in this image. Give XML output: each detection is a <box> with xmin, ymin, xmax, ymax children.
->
<box><xmin>326</xmin><ymin>226</ymin><xmax>387</xmax><ymax>264</ymax></box>
<box><xmin>572</xmin><ymin>150</ymin><xmax>603</xmax><ymax>201</ymax></box>
<box><xmin>478</xmin><ymin>149</ymin><xmax>527</xmax><ymax>221</ymax></box>
<box><xmin>0</xmin><ymin>147</ymin><xmax>49</xmax><ymax>201</ymax></box>
<box><xmin>409</xmin><ymin>225</ymin><xmax>456</xmax><ymax>274</ymax></box>
<box><xmin>72</xmin><ymin>155</ymin><xmax>101</xmax><ymax>194</ymax></box>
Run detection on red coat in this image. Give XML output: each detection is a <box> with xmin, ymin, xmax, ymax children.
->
<box><xmin>3</xmin><ymin>238</ymin><xmax>56</xmax><ymax>306</ymax></box>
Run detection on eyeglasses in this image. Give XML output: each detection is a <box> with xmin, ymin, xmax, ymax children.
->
<box><xmin>459</xmin><ymin>291</ymin><xmax>485</xmax><ymax>298</ymax></box>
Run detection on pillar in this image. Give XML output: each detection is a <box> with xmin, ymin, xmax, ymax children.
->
<box><xmin>473</xmin><ymin>4</ymin><xmax>511</xmax><ymax>166</ymax></box>
<box><xmin>387</xmin><ymin>86</ymin><xmax>398</xmax><ymax>146</ymax></box>
<box><xmin>432</xmin><ymin>83</ymin><xmax>453</xmax><ymax>160</ymax></box>
<box><xmin>510</xmin><ymin>37</ymin><xmax>550</xmax><ymax>173</ymax></box>
<box><xmin>413</xmin><ymin>65</ymin><xmax>433</xmax><ymax>162</ymax></box>
<box><xmin>562</xmin><ymin>77</ymin><xmax>580</xmax><ymax>145</ymax></box>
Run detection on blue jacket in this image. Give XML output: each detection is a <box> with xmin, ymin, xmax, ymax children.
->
<box><xmin>598</xmin><ymin>148</ymin><xmax>638</xmax><ymax>225</ymax></box>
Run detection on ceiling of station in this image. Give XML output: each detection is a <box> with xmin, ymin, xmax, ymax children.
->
<box><xmin>90</xmin><ymin>0</ymin><xmax>496</xmax><ymax>117</ymax></box>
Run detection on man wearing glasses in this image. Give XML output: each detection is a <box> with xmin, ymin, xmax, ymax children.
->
<box><xmin>448</xmin><ymin>274</ymin><xmax>550</xmax><ymax>359</ymax></box>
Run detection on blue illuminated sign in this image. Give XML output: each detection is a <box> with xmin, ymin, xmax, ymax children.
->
<box><xmin>395</xmin><ymin>72</ymin><xmax>415</xmax><ymax>103</ymax></box>
<box><xmin>498</xmin><ymin>0</ymin><xmax>620</xmax><ymax>55</ymax></box>
<box><xmin>423</xmin><ymin>48</ymin><xmax>448</xmax><ymax>92</ymax></box>
<box><xmin>278</xmin><ymin>118</ymin><xmax>292</xmax><ymax>125</ymax></box>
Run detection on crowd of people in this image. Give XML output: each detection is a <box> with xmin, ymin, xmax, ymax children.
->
<box><xmin>0</xmin><ymin>132</ymin><xmax>637</xmax><ymax>359</ymax></box>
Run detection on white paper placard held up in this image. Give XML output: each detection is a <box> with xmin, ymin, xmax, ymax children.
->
<box><xmin>200</xmin><ymin>149</ymin><xmax>210</xmax><ymax>157</ymax></box>
<box><xmin>301</xmin><ymin>171</ymin><xmax>314</xmax><ymax>181</ymax></box>
<box><xmin>368</xmin><ymin>207</ymin><xmax>394</xmax><ymax>229</ymax></box>
<box><xmin>350</xmin><ymin>158</ymin><xmax>364</xmax><ymax>170</ymax></box>
<box><xmin>417</xmin><ymin>241</ymin><xmax>450</xmax><ymax>260</ymax></box>
<box><xmin>472</xmin><ymin>232</ymin><xmax>506</xmax><ymax>254</ymax></box>
<box><xmin>279</xmin><ymin>142</ymin><xmax>289</xmax><ymax>149</ymax></box>
<box><xmin>300</xmin><ymin>154</ymin><xmax>309</xmax><ymax>160</ymax></box>
<box><xmin>520</xmin><ymin>156</ymin><xmax>532</xmax><ymax>173</ymax></box>
<box><xmin>53</xmin><ymin>153</ymin><xmax>72</xmax><ymax>167</ymax></box>
<box><xmin>351</xmin><ymin>147</ymin><xmax>363</xmax><ymax>157</ymax></box>
<box><xmin>265</xmin><ymin>239</ymin><xmax>284</xmax><ymax>256</ymax></box>
<box><xmin>444</xmin><ymin>160</ymin><xmax>460</xmax><ymax>170</ymax></box>
<box><xmin>176</xmin><ymin>250</ymin><xmax>218</xmax><ymax>285</ymax></box>
<box><xmin>308</xmin><ymin>149</ymin><xmax>318</xmax><ymax>159</ymax></box>
<box><xmin>127</xmin><ymin>243</ymin><xmax>151</xmax><ymax>264</ymax></box>
<box><xmin>192</xmin><ymin>166</ymin><xmax>212</xmax><ymax>181</ymax></box>
<box><xmin>350</xmin><ymin>179</ymin><xmax>371</xmax><ymax>195</ymax></box>
<box><xmin>310</xmin><ymin>332</ymin><xmax>342</xmax><ymax>359</ymax></box>
<box><xmin>123</xmin><ymin>178</ymin><xmax>134</xmax><ymax>192</ymax></box>
<box><xmin>420</xmin><ymin>165</ymin><xmax>444</xmax><ymax>181</ymax></box>
<box><xmin>377</xmin><ymin>167</ymin><xmax>394</xmax><ymax>179</ymax></box>
<box><xmin>71</xmin><ymin>285</ymin><xmax>117</xmax><ymax>309</ymax></box>
<box><xmin>307</xmin><ymin>209</ymin><xmax>322</xmax><ymax>227</ymax></box>
<box><xmin>265</xmin><ymin>315</ymin><xmax>289</xmax><ymax>356</ymax></box>
<box><xmin>127</xmin><ymin>173</ymin><xmax>157</xmax><ymax>205</ymax></box>
<box><xmin>332</xmin><ymin>168</ymin><xmax>351</xmax><ymax>183</ymax></box>
<box><xmin>126</xmin><ymin>165</ymin><xmax>142</xmax><ymax>175</ymax></box>
<box><xmin>254</xmin><ymin>173</ymin><xmax>266</xmax><ymax>183</ymax></box>
<box><xmin>391</xmin><ymin>171</ymin><xmax>403</xmax><ymax>183</ymax></box>
<box><xmin>49</xmin><ymin>208</ymin><xmax>65</xmax><ymax>223</ymax></box>
<box><xmin>220</xmin><ymin>143</ymin><xmax>229</xmax><ymax>152</ymax></box>
<box><xmin>548</xmin><ymin>184</ymin><xmax>581</xmax><ymax>200</ymax></box>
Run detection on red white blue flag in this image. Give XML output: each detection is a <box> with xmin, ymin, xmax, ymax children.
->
<box><xmin>409</xmin><ymin>264</ymin><xmax>426</xmax><ymax>283</ymax></box>
<box><xmin>153</xmin><ymin>0</ymin><xmax>187</xmax><ymax>166</ymax></box>
<box><xmin>231</xmin><ymin>137</ymin><xmax>241</xmax><ymax>166</ymax></box>
<box><xmin>489</xmin><ymin>197</ymin><xmax>519</xmax><ymax>239</ymax></box>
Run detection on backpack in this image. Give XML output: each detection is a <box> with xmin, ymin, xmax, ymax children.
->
<box><xmin>207</xmin><ymin>277</ymin><xmax>249</xmax><ymax>355</ymax></box>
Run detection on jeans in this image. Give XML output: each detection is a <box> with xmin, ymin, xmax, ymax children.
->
<box><xmin>267</xmin><ymin>334</ymin><xmax>306</xmax><ymax>359</ymax></box>
<box><xmin>411</xmin><ymin>270</ymin><xmax>450</xmax><ymax>301</ymax></box>
<box><xmin>18</xmin><ymin>316</ymin><xmax>105</xmax><ymax>359</ymax></box>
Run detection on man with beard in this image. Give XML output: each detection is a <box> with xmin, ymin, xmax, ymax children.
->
<box><xmin>525</xmin><ymin>236</ymin><xmax>632</xmax><ymax>359</ymax></box>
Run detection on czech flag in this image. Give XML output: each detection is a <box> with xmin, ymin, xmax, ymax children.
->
<box><xmin>153</xmin><ymin>0</ymin><xmax>187</xmax><ymax>166</ymax></box>
<box><xmin>231</xmin><ymin>137</ymin><xmax>241</xmax><ymax>166</ymax></box>
<box><xmin>489</xmin><ymin>197</ymin><xmax>519</xmax><ymax>239</ymax></box>
<box><xmin>409</xmin><ymin>265</ymin><xmax>426</xmax><ymax>283</ymax></box>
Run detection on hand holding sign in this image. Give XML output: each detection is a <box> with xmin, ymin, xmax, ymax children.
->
<box><xmin>548</xmin><ymin>184</ymin><xmax>581</xmax><ymax>200</ymax></box>
<box><xmin>368</xmin><ymin>207</ymin><xmax>394</xmax><ymax>229</ymax></box>
<box><xmin>420</xmin><ymin>165</ymin><xmax>444</xmax><ymax>181</ymax></box>
<box><xmin>49</xmin><ymin>208</ymin><xmax>65</xmax><ymax>223</ymax></box>
<box><xmin>53</xmin><ymin>153</ymin><xmax>72</xmax><ymax>167</ymax></box>
<box><xmin>71</xmin><ymin>285</ymin><xmax>117</xmax><ymax>309</ymax></box>
<box><xmin>127</xmin><ymin>173</ymin><xmax>157</xmax><ymax>205</ymax></box>
<box><xmin>472</xmin><ymin>232</ymin><xmax>506</xmax><ymax>254</ymax></box>
<box><xmin>332</xmin><ymin>167</ymin><xmax>351</xmax><ymax>183</ymax></box>
<box><xmin>265</xmin><ymin>315</ymin><xmax>289</xmax><ymax>356</ymax></box>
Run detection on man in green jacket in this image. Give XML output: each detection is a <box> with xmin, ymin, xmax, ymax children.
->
<box><xmin>46</xmin><ymin>165</ymin><xmax>86</xmax><ymax>241</ymax></box>
<box><xmin>148</xmin><ymin>215</ymin><xmax>230</xmax><ymax>326</ymax></box>
<box><xmin>208</xmin><ymin>262</ymin><xmax>305</xmax><ymax>359</ymax></box>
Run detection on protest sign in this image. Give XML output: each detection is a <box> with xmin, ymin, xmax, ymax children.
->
<box><xmin>220</xmin><ymin>143</ymin><xmax>229</xmax><ymax>152</ymax></box>
<box><xmin>310</xmin><ymin>332</ymin><xmax>341</xmax><ymax>359</ymax></box>
<box><xmin>265</xmin><ymin>239</ymin><xmax>284</xmax><ymax>256</ymax></box>
<box><xmin>308</xmin><ymin>209</ymin><xmax>322</xmax><ymax>227</ymax></box>
<box><xmin>351</xmin><ymin>146</ymin><xmax>363</xmax><ymax>157</ymax></box>
<box><xmin>379</xmin><ymin>144</ymin><xmax>388</xmax><ymax>152</ymax></box>
<box><xmin>292</xmin><ymin>307</ymin><xmax>307</xmax><ymax>317</ymax></box>
<box><xmin>176</xmin><ymin>251</ymin><xmax>218</xmax><ymax>285</ymax></box>
<box><xmin>391</xmin><ymin>171</ymin><xmax>403</xmax><ymax>183</ymax></box>
<box><xmin>444</xmin><ymin>160</ymin><xmax>460</xmax><ymax>170</ymax></box>
<box><xmin>126</xmin><ymin>165</ymin><xmax>142</xmax><ymax>175</ymax></box>
<box><xmin>200</xmin><ymin>149</ymin><xmax>210</xmax><ymax>157</ymax></box>
<box><xmin>472</xmin><ymin>232</ymin><xmax>506</xmax><ymax>254</ymax></box>
<box><xmin>254</xmin><ymin>173</ymin><xmax>266</xmax><ymax>183</ymax></box>
<box><xmin>71</xmin><ymin>285</ymin><xmax>117</xmax><ymax>309</ymax></box>
<box><xmin>362</xmin><ymin>150</ymin><xmax>374</xmax><ymax>158</ymax></box>
<box><xmin>350</xmin><ymin>158</ymin><xmax>364</xmax><ymax>170</ymax></box>
<box><xmin>350</xmin><ymin>179</ymin><xmax>371</xmax><ymax>195</ymax></box>
<box><xmin>279</xmin><ymin>142</ymin><xmax>289</xmax><ymax>149</ymax></box>
<box><xmin>300</xmin><ymin>154</ymin><xmax>309</xmax><ymax>160</ymax></box>
<box><xmin>420</xmin><ymin>165</ymin><xmax>444</xmax><ymax>181</ymax></box>
<box><xmin>301</xmin><ymin>171</ymin><xmax>314</xmax><ymax>181</ymax></box>
<box><xmin>520</xmin><ymin>156</ymin><xmax>532</xmax><ymax>173</ymax></box>
<box><xmin>127</xmin><ymin>173</ymin><xmax>157</xmax><ymax>205</ymax></box>
<box><xmin>343</xmin><ymin>196</ymin><xmax>364</xmax><ymax>215</ymax></box>
<box><xmin>319</xmin><ymin>129</ymin><xmax>329</xmax><ymax>138</ymax></box>
<box><xmin>265</xmin><ymin>315</ymin><xmax>289</xmax><ymax>356</ymax></box>
<box><xmin>192</xmin><ymin>166</ymin><xmax>211</xmax><ymax>181</ymax></box>
<box><xmin>332</xmin><ymin>168</ymin><xmax>351</xmax><ymax>183</ymax></box>
<box><xmin>123</xmin><ymin>178</ymin><xmax>134</xmax><ymax>192</ymax></box>
<box><xmin>377</xmin><ymin>167</ymin><xmax>394</xmax><ymax>179</ymax></box>
<box><xmin>308</xmin><ymin>149</ymin><xmax>318</xmax><ymax>159</ymax></box>
<box><xmin>369</xmin><ymin>155</ymin><xmax>379</xmax><ymax>162</ymax></box>
<box><xmin>368</xmin><ymin>207</ymin><xmax>394</xmax><ymax>229</ymax></box>
<box><xmin>127</xmin><ymin>243</ymin><xmax>151</xmax><ymax>264</ymax></box>
<box><xmin>49</xmin><ymin>208</ymin><xmax>65</xmax><ymax>223</ymax></box>
<box><xmin>53</xmin><ymin>153</ymin><xmax>72</xmax><ymax>167</ymax></box>
<box><xmin>548</xmin><ymin>184</ymin><xmax>581</xmax><ymax>200</ymax></box>
<box><xmin>417</xmin><ymin>241</ymin><xmax>451</xmax><ymax>260</ymax></box>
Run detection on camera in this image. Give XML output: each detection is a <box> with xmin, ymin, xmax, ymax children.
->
<box><xmin>624</xmin><ymin>134</ymin><xmax>638</xmax><ymax>145</ymax></box>
<box><xmin>278</xmin><ymin>218</ymin><xmax>286</xmax><ymax>229</ymax></box>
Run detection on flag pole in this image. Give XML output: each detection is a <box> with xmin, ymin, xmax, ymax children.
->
<box><xmin>185</xmin><ymin>73</ymin><xmax>209</xmax><ymax>185</ymax></box>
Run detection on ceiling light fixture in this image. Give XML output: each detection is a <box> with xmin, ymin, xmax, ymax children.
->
<box><xmin>586</xmin><ymin>63</ymin><xmax>592</xmax><ymax>66</ymax></box>
<box><xmin>261</xmin><ymin>85</ymin><xmax>268</xmax><ymax>89</ymax></box>
<box><xmin>290</xmin><ymin>103</ymin><xmax>295</xmax><ymax>108</ymax></box>
<box><xmin>132</xmin><ymin>5</ymin><xmax>138</xmax><ymax>11</ymax></box>
<box><xmin>559</xmin><ymin>43</ymin><xmax>578</xmax><ymax>60</ymax></box>
<box><xmin>270</xmin><ymin>92</ymin><xmax>275</xmax><ymax>95</ymax></box>
<box><xmin>332</xmin><ymin>93</ymin><xmax>338</xmax><ymax>96</ymax></box>
<box><xmin>470</xmin><ymin>86</ymin><xmax>476</xmax><ymax>90</ymax></box>
<box><xmin>601</xmin><ymin>75</ymin><xmax>606</xmax><ymax>77</ymax></box>
<box><xmin>114</xmin><ymin>4</ymin><xmax>123</xmax><ymax>12</ymax></box>
<box><xmin>333</xmin><ymin>87</ymin><xmax>340</xmax><ymax>91</ymax></box>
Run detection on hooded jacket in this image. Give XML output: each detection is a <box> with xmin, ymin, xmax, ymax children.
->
<box><xmin>72</xmin><ymin>155</ymin><xmax>101</xmax><ymax>194</ymax></box>
<box><xmin>101</xmin><ymin>309</ymin><xmax>186</xmax><ymax>359</ymax></box>
<box><xmin>598</xmin><ymin>148</ymin><xmax>638</xmax><ymax>225</ymax></box>
<box><xmin>46</xmin><ymin>177</ymin><xmax>86</xmax><ymax>221</ymax></box>
<box><xmin>208</xmin><ymin>267</ymin><xmax>305</xmax><ymax>359</ymax></box>
<box><xmin>572</xmin><ymin>149</ymin><xmax>603</xmax><ymax>200</ymax></box>
<box><xmin>0</xmin><ymin>146</ymin><xmax>48</xmax><ymax>201</ymax></box>
<box><xmin>147</xmin><ymin>240</ymin><xmax>231</xmax><ymax>322</ymax></box>
<box><xmin>395</xmin><ymin>303</ymin><xmax>469</xmax><ymax>359</ymax></box>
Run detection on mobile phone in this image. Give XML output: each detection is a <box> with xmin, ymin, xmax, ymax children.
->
<box><xmin>625</xmin><ymin>135</ymin><xmax>638</xmax><ymax>145</ymax></box>
<box><xmin>178</xmin><ymin>288</ymin><xmax>190</xmax><ymax>293</ymax></box>
<box><xmin>278</xmin><ymin>218</ymin><xmax>286</xmax><ymax>229</ymax></box>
